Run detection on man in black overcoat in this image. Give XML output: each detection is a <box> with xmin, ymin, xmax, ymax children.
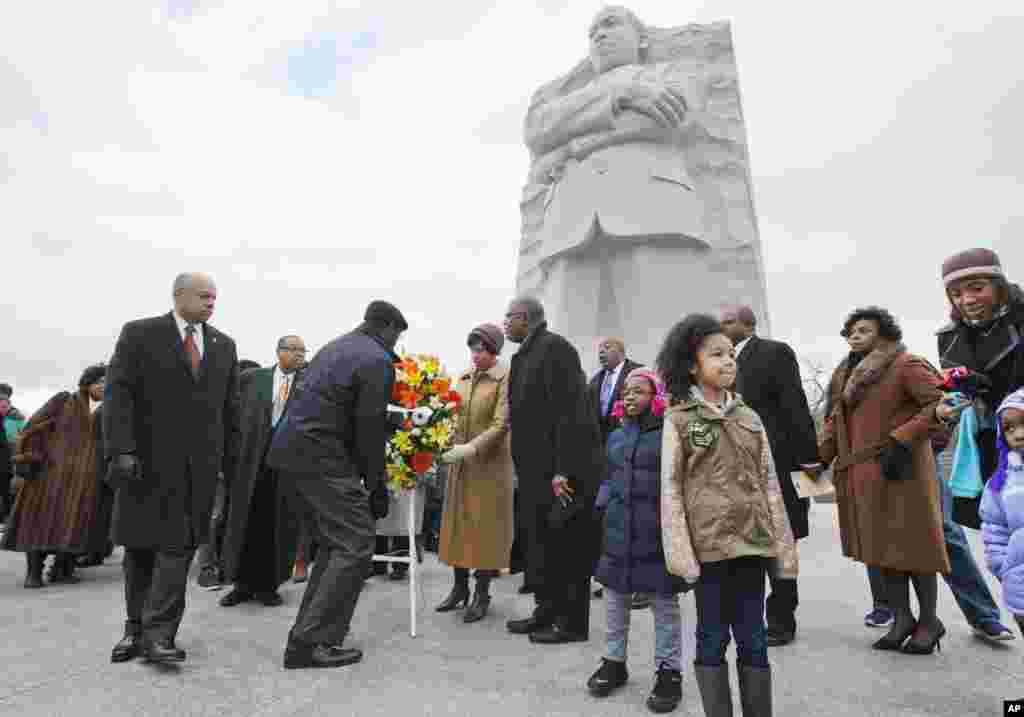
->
<box><xmin>504</xmin><ymin>296</ymin><xmax>604</xmax><ymax>644</ymax></box>
<box><xmin>104</xmin><ymin>272</ymin><xmax>240</xmax><ymax>665</ymax></box>
<box><xmin>219</xmin><ymin>336</ymin><xmax>307</xmax><ymax>609</ymax></box>
<box><xmin>265</xmin><ymin>301</ymin><xmax>404</xmax><ymax>670</ymax></box>
<box><xmin>721</xmin><ymin>305</ymin><xmax>821</xmax><ymax>647</ymax></box>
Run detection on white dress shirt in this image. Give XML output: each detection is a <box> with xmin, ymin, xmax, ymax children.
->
<box><xmin>272</xmin><ymin>366</ymin><xmax>294</xmax><ymax>425</ymax></box>
<box><xmin>601</xmin><ymin>360</ymin><xmax>626</xmax><ymax>415</ymax></box>
<box><xmin>173</xmin><ymin>311</ymin><xmax>205</xmax><ymax>358</ymax></box>
<box><xmin>735</xmin><ymin>335</ymin><xmax>753</xmax><ymax>359</ymax></box>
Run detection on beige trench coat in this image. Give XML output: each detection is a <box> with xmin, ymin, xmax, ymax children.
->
<box><xmin>438</xmin><ymin>363</ymin><xmax>515</xmax><ymax>570</ymax></box>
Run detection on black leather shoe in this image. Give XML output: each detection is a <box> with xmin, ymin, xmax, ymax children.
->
<box><xmin>111</xmin><ymin>633</ymin><xmax>141</xmax><ymax>663</ymax></box>
<box><xmin>517</xmin><ymin>583</ymin><xmax>536</xmax><ymax>595</ymax></box>
<box><xmin>765</xmin><ymin>626</ymin><xmax>795</xmax><ymax>647</ymax></box>
<box><xmin>587</xmin><ymin>658</ymin><xmax>628</xmax><ymax>697</ymax></box>
<box><xmin>507</xmin><ymin>616</ymin><xmax>549</xmax><ymax>635</ymax></box>
<box><xmin>529</xmin><ymin>624</ymin><xmax>588</xmax><ymax>644</ymax></box>
<box><xmin>283</xmin><ymin>644</ymin><xmax>363</xmax><ymax>670</ymax></box>
<box><xmin>144</xmin><ymin>638</ymin><xmax>186</xmax><ymax>664</ymax></box>
<box><xmin>255</xmin><ymin>591</ymin><xmax>284</xmax><ymax>607</ymax></box>
<box><xmin>219</xmin><ymin>587</ymin><xmax>253</xmax><ymax>607</ymax></box>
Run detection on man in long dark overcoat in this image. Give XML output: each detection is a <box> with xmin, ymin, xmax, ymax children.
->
<box><xmin>721</xmin><ymin>305</ymin><xmax>821</xmax><ymax>647</ymax></box>
<box><xmin>266</xmin><ymin>301</ymin><xmax>404</xmax><ymax>670</ymax></box>
<box><xmin>504</xmin><ymin>296</ymin><xmax>604</xmax><ymax>644</ymax></box>
<box><xmin>219</xmin><ymin>336</ymin><xmax>307</xmax><ymax>608</ymax></box>
<box><xmin>104</xmin><ymin>272</ymin><xmax>240</xmax><ymax>665</ymax></box>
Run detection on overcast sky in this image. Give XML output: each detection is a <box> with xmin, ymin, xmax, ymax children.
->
<box><xmin>2</xmin><ymin>1</ymin><xmax>1022</xmax><ymax>415</ymax></box>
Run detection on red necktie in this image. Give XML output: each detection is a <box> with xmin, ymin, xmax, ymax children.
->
<box><xmin>184</xmin><ymin>325</ymin><xmax>201</xmax><ymax>377</ymax></box>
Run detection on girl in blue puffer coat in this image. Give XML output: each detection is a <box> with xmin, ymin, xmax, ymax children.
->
<box><xmin>980</xmin><ymin>387</ymin><xmax>1024</xmax><ymax>637</ymax></box>
<box><xmin>586</xmin><ymin>368</ymin><xmax>689</xmax><ymax>714</ymax></box>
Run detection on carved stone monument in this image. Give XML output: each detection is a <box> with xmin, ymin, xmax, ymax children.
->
<box><xmin>516</xmin><ymin>6</ymin><xmax>771</xmax><ymax>371</ymax></box>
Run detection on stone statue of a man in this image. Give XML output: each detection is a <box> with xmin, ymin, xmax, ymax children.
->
<box><xmin>516</xmin><ymin>6</ymin><xmax>770</xmax><ymax>371</ymax></box>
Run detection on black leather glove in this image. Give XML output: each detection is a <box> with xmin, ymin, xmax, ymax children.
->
<box><xmin>879</xmin><ymin>440</ymin><xmax>913</xmax><ymax>481</ymax></box>
<box><xmin>105</xmin><ymin>453</ymin><xmax>140</xmax><ymax>488</ymax></box>
<box><xmin>369</xmin><ymin>484</ymin><xmax>390</xmax><ymax>520</ymax></box>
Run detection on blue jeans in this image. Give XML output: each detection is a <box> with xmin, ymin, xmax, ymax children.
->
<box><xmin>694</xmin><ymin>557</ymin><xmax>769</xmax><ymax>668</ymax></box>
<box><xmin>605</xmin><ymin>588</ymin><xmax>682</xmax><ymax>671</ymax></box>
<box><xmin>866</xmin><ymin>450</ymin><xmax>1001</xmax><ymax>626</ymax></box>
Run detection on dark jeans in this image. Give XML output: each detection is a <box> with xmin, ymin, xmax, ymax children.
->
<box><xmin>287</xmin><ymin>473</ymin><xmax>375</xmax><ymax>647</ymax></box>
<box><xmin>123</xmin><ymin>547</ymin><xmax>196</xmax><ymax>642</ymax></box>
<box><xmin>865</xmin><ymin>449</ymin><xmax>1002</xmax><ymax>626</ymax></box>
<box><xmin>695</xmin><ymin>557</ymin><xmax>769</xmax><ymax>668</ymax></box>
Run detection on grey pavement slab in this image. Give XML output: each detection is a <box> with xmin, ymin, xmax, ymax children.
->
<box><xmin>0</xmin><ymin>504</ymin><xmax>1021</xmax><ymax>717</ymax></box>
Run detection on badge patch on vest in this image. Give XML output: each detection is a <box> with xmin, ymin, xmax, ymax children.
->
<box><xmin>688</xmin><ymin>420</ymin><xmax>717</xmax><ymax>449</ymax></box>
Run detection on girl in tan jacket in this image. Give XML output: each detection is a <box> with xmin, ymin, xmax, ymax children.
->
<box><xmin>657</xmin><ymin>314</ymin><xmax>796</xmax><ymax>717</ymax></box>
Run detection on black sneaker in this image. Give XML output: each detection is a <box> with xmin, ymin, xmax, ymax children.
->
<box><xmin>646</xmin><ymin>664</ymin><xmax>682</xmax><ymax>713</ymax></box>
<box><xmin>587</xmin><ymin>658</ymin><xmax>628</xmax><ymax>697</ymax></box>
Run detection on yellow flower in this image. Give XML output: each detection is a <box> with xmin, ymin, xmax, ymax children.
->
<box><xmin>392</xmin><ymin>431</ymin><xmax>414</xmax><ymax>455</ymax></box>
<box><xmin>426</xmin><ymin>422</ymin><xmax>451</xmax><ymax>448</ymax></box>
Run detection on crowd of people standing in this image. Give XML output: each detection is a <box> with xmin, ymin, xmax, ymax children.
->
<box><xmin>2</xmin><ymin>245</ymin><xmax>1022</xmax><ymax>716</ymax></box>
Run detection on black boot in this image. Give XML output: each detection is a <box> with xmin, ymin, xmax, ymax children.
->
<box><xmin>872</xmin><ymin>570</ymin><xmax>916</xmax><ymax>651</ymax></box>
<box><xmin>694</xmin><ymin>663</ymin><xmax>733</xmax><ymax>717</ymax></box>
<box><xmin>23</xmin><ymin>552</ymin><xmax>44</xmax><ymax>589</ymax></box>
<box><xmin>47</xmin><ymin>553</ymin><xmax>80</xmax><ymax>584</ymax></box>
<box><xmin>737</xmin><ymin>663</ymin><xmax>772</xmax><ymax>717</ymax></box>
<box><xmin>435</xmin><ymin>568</ymin><xmax>470</xmax><ymax>612</ymax></box>
<box><xmin>464</xmin><ymin>573</ymin><xmax>492</xmax><ymax>623</ymax></box>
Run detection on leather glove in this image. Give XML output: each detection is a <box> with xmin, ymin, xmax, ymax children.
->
<box><xmin>441</xmin><ymin>443</ymin><xmax>475</xmax><ymax>465</ymax></box>
<box><xmin>105</xmin><ymin>453</ymin><xmax>140</xmax><ymax>488</ymax></box>
<box><xmin>879</xmin><ymin>440</ymin><xmax>913</xmax><ymax>481</ymax></box>
<box><xmin>368</xmin><ymin>485</ymin><xmax>390</xmax><ymax>520</ymax></box>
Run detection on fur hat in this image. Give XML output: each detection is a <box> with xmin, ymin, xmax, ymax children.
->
<box><xmin>942</xmin><ymin>248</ymin><xmax>1003</xmax><ymax>287</ymax></box>
<box><xmin>467</xmin><ymin>323</ymin><xmax>504</xmax><ymax>355</ymax></box>
<box><xmin>363</xmin><ymin>301</ymin><xmax>408</xmax><ymax>331</ymax></box>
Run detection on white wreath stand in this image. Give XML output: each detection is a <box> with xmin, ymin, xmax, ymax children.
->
<box><xmin>372</xmin><ymin>489</ymin><xmax>421</xmax><ymax>637</ymax></box>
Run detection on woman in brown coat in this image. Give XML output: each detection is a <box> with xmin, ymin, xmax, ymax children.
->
<box><xmin>820</xmin><ymin>307</ymin><xmax>951</xmax><ymax>655</ymax></box>
<box><xmin>436</xmin><ymin>323</ymin><xmax>515</xmax><ymax>623</ymax></box>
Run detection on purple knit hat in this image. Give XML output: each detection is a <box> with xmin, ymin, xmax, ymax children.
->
<box><xmin>941</xmin><ymin>248</ymin><xmax>1003</xmax><ymax>288</ymax></box>
<box><xmin>467</xmin><ymin>322</ymin><xmax>505</xmax><ymax>355</ymax></box>
<box><xmin>989</xmin><ymin>387</ymin><xmax>1024</xmax><ymax>493</ymax></box>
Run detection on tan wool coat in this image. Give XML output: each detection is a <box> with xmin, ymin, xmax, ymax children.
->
<box><xmin>438</xmin><ymin>363</ymin><xmax>515</xmax><ymax>570</ymax></box>
<box><xmin>661</xmin><ymin>392</ymin><xmax>797</xmax><ymax>584</ymax></box>
<box><xmin>819</xmin><ymin>342</ymin><xmax>950</xmax><ymax>575</ymax></box>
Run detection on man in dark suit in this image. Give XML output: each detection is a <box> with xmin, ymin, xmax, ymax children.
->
<box><xmin>587</xmin><ymin>338</ymin><xmax>643</xmax><ymax>445</ymax></box>
<box><xmin>105</xmin><ymin>272</ymin><xmax>240</xmax><ymax>665</ymax></box>
<box><xmin>504</xmin><ymin>296</ymin><xmax>604</xmax><ymax>645</ymax></box>
<box><xmin>721</xmin><ymin>305</ymin><xmax>821</xmax><ymax>647</ymax></box>
<box><xmin>266</xmin><ymin>301</ymin><xmax>404</xmax><ymax>670</ymax></box>
<box><xmin>219</xmin><ymin>336</ymin><xmax>307</xmax><ymax>609</ymax></box>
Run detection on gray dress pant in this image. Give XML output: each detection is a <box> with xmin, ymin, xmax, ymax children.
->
<box><xmin>286</xmin><ymin>473</ymin><xmax>375</xmax><ymax>647</ymax></box>
<box><xmin>123</xmin><ymin>547</ymin><xmax>196</xmax><ymax>642</ymax></box>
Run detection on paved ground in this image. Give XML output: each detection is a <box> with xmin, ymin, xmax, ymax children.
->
<box><xmin>0</xmin><ymin>504</ymin><xmax>1021</xmax><ymax>717</ymax></box>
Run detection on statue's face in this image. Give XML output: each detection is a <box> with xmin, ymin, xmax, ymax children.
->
<box><xmin>588</xmin><ymin>7</ymin><xmax>643</xmax><ymax>74</ymax></box>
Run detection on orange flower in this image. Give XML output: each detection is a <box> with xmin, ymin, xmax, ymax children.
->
<box><xmin>392</xmin><ymin>381</ymin><xmax>408</xmax><ymax>402</ymax></box>
<box><xmin>411</xmin><ymin>451</ymin><xmax>434</xmax><ymax>475</ymax></box>
<box><xmin>395</xmin><ymin>384</ymin><xmax>419</xmax><ymax>409</ymax></box>
<box><xmin>445</xmin><ymin>389</ymin><xmax>462</xmax><ymax>407</ymax></box>
<box><xmin>403</xmin><ymin>418</ymin><xmax>413</xmax><ymax>430</ymax></box>
<box><xmin>431</xmin><ymin>378</ymin><xmax>451</xmax><ymax>395</ymax></box>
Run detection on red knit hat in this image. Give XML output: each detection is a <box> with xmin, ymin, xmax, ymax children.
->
<box><xmin>941</xmin><ymin>248</ymin><xmax>1003</xmax><ymax>287</ymax></box>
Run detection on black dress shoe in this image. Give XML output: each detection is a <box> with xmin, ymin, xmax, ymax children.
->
<box><xmin>529</xmin><ymin>624</ymin><xmax>588</xmax><ymax>644</ymax></box>
<box><xmin>254</xmin><ymin>591</ymin><xmax>284</xmax><ymax>607</ymax></box>
<box><xmin>283</xmin><ymin>644</ymin><xmax>363</xmax><ymax>670</ymax></box>
<box><xmin>111</xmin><ymin>633</ymin><xmax>141</xmax><ymax>663</ymax></box>
<box><xmin>517</xmin><ymin>583</ymin><xmax>536</xmax><ymax>595</ymax></box>
<box><xmin>219</xmin><ymin>587</ymin><xmax>253</xmax><ymax>607</ymax></box>
<box><xmin>144</xmin><ymin>638</ymin><xmax>186</xmax><ymax>664</ymax></box>
<box><xmin>765</xmin><ymin>626</ymin><xmax>795</xmax><ymax>647</ymax></box>
<box><xmin>507</xmin><ymin>616</ymin><xmax>549</xmax><ymax>635</ymax></box>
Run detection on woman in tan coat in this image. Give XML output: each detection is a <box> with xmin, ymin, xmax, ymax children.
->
<box><xmin>436</xmin><ymin>323</ymin><xmax>515</xmax><ymax>623</ymax></box>
<box><xmin>820</xmin><ymin>307</ymin><xmax>951</xmax><ymax>655</ymax></box>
